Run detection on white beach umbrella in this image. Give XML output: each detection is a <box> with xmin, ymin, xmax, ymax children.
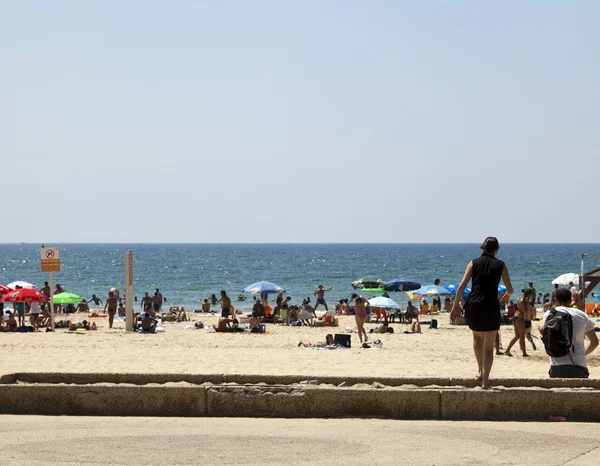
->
<box><xmin>552</xmin><ymin>273</ymin><xmax>581</xmax><ymax>286</ymax></box>
<box><xmin>7</xmin><ymin>281</ymin><xmax>36</xmax><ymax>289</ymax></box>
<box><xmin>368</xmin><ymin>296</ymin><xmax>400</xmax><ymax>309</ymax></box>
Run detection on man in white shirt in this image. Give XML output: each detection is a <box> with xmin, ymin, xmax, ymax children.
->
<box><xmin>539</xmin><ymin>288</ymin><xmax>598</xmax><ymax>378</ymax></box>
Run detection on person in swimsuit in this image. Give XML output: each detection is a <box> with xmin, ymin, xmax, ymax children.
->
<box><xmin>140</xmin><ymin>292</ymin><xmax>154</xmax><ymax>315</ymax></box>
<box><xmin>505</xmin><ymin>290</ymin><xmax>534</xmax><ymax>357</ymax></box>
<box><xmin>451</xmin><ymin>237</ymin><xmax>514</xmax><ymax>390</ymax></box>
<box><xmin>219</xmin><ymin>290</ymin><xmax>232</xmax><ymax>317</ymax></box>
<box><xmin>352</xmin><ymin>294</ymin><xmax>368</xmax><ymax>344</ymax></box>
<box><xmin>87</xmin><ymin>294</ymin><xmax>103</xmax><ymax>306</ymax></box>
<box><xmin>313</xmin><ymin>284</ymin><xmax>333</xmax><ymax>311</ymax></box>
<box><xmin>298</xmin><ymin>334</ymin><xmax>334</xmax><ymax>348</ymax></box>
<box><xmin>201</xmin><ymin>299</ymin><xmax>211</xmax><ymax>313</ymax></box>
<box><xmin>104</xmin><ymin>291</ymin><xmax>118</xmax><ymax>329</ymax></box>
<box><xmin>76</xmin><ymin>299</ymin><xmax>90</xmax><ymax>314</ymax></box>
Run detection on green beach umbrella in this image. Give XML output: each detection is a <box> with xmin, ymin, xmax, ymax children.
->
<box><xmin>52</xmin><ymin>292</ymin><xmax>84</xmax><ymax>304</ymax></box>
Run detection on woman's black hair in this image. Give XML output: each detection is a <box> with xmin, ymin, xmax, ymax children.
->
<box><xmin>480</xmin><ymin>236</ymin><xmax>500</xmax><ymax>253</ymax></box>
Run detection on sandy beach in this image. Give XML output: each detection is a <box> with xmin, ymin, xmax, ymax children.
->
<box><xmin>2</xmin><ymin>311</ymin><xmax>598</xmax><ymax>380</ymax></box>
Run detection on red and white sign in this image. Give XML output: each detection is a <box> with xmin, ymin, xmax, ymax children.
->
<box><xmin>41</xmin><ymin>247</ymin><xmax>61</xmax><ymax>272</ymax></box>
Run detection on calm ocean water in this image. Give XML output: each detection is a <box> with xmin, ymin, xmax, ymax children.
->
<box><xmin>1</xmin><ymin>244</ymin><xmax>600</xmax><ymax>310</ymax></box>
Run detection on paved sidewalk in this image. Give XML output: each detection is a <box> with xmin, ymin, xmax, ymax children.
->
<box><xmin>0</xmin><ymin>416</ymin><xmax>599</xmax><ymax>465</ymax></box>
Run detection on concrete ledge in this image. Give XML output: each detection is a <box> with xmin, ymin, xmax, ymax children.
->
<box><xmin>0</xmin><ymin>385</ymin><xmax>207</xmax><ymax>417</ymax></box>
<box><xmin>5</xmin><ymin>372</ymin><xmax>600</xmax><ymax>389</ymax></box>
<box><xmin>441</xmin><ymin>389</ymin><xmax>600</xmax><ymax>421</ymax></box>
<box><xmin>2</xmin><ymin>373</ymin><xmax>600</xmax><ymax>420</ymax></box>
<box><xmin>206</xmin><ymin>385</ymin><xmax>440</xmax><ymax>419</ymax></box>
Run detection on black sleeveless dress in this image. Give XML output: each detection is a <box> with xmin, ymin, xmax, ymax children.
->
<box><xmin>464</xmin><ymin>253</ymin><xmax>505</xmax><ymax>332</ymax></box>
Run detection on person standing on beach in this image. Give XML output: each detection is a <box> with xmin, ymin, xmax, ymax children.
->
<box><xmin>352</xmin><ymin>294</ymin><xmax>369</xmax><ymax>344</ymax></box>
<box><xmin>104</xmin><ymin>291</ymin><xmax>118</xmax><ymax>329</ymax></box>
<box><xmin>539</xmin><ymin>288</ymin><xmax>598</xmax><ymax>378</ymax></box>
<box><xmin>314</xmin><ymin>284</ymin><xmax>333</xmax><ymax>311</ymax></box>
<box><xmin>141</xmin><ymin>292</ymin><xmax>154</xmax><ymax>315</ymax></box>
<box><xmin>153</xmin><ymin>289</ymin><xmax>163</xmax><ymax>314</ymax></box>
<box><xmin>504</xmin><ymin>290</ymin><xmax>535</xmax><ymax>357</ymax></box>
<box><xmin>451</xmin><ymin>237</ymin><xmax>514</xmax><ymax>390</ymax></box>
<box><xmin>219</xmin><ymin>290</ymin><xmax>232</xmax><ymax>317</ymax></box>
<box><xmin>39</xmin><ymin>282</ymin><xmax>51</xmax><ymax>312</ymax></box>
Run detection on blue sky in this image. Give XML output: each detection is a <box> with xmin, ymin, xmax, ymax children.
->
<box><xmin>3</xmin><ymin>1</ymin><xmax>599</xmax><ymax>243</ymax></box>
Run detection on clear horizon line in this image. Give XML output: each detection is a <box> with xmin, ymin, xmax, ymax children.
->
<box><xmin>3</xmin><ymin>242</ymin><xmax>600</xmax><ymax>246</ymax></box>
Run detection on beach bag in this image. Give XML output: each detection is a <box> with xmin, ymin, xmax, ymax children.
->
<box><xmin>542</xmin><ymin>308</ymin><xmax>573</xmax><ymax>357</ymax></box>
<box><xmin>334</xmin><ymin>334</ymin><xmax>351</xmax><ymax>348</ymax></box>
<box><xmin>430</xmin><ymin>319</ymin><xmax>438</xmax><ymax>329</ymax></box>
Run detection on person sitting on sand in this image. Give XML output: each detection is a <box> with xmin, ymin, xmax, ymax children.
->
<box><xmin>168</xmin><ymin>306</ymin><xmax>188</xmax><ymax>322</ymax></box>
<box><xmin>249</xmin><ymin>315</ymin><xmax>264</xmax><ymax>333</ymax></box>
<box><xmin>76</xmin><ymin>299</ymin><xmax>90</xmax><ymax>314</ymax></box>
<box><xmin>252</xmin><ymin>300</ymin><xmax>265</xmax><ymax>319</ymax></box>
<box><xmin>6</xmin><ymin>311</ymin><xmax>18</xmax><ymax>332</ymax></box>
<box><xmin>216</xmin><ymin>317</ymin><xmax>238</xmax><ymax>332</ymax></box>
<box><xmin>117</xmin><ymin>301</ymin><xmax>126</xmax><ymax>317</ymax></box>
<box><xmin>405</xmin><ymin>301</ymin><xmax>419</xmax><ymax>323</ymax></box>
<box><xmin>298</xmin><ymin>334</ymin><xmax>334</xmax><ymax>348</ymax></box>
<box><xmin>300</xmin><ymin>300</ymin><xmax>316</xmax><ymax>326</ymax></box>
<box><xmin>140</xmin><ymin>313</ymin><xmax>158</xmax><ymax>333</ymax></box>
<box><xmin>201</xmin><ymin>299</ymin><xmax>211</xmax><ymax>313</ymax></box>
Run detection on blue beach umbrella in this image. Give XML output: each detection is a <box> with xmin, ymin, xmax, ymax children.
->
<box><xmin>444</xmin><ymin>284</ymin><xmax>507</xmax><ymax>300</ymax></box>
<box><xmin>383</xmin><ymin>278</ymin><xmax>421</xmax><ymax>292</ymax></box>
<box><xmin>444</xmin><ymin>283</ymin><xmax>471</xmax><ymax>300</ymax></box>
<box><xmin>241</xmin><ymin>281</ymin><xmax>285</xmax><ymax>295</ymax></box>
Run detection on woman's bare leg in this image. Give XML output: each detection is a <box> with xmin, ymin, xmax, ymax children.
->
<box><xmin>355</xmin><ymin>316</ymin><xmax>364</xmax><ymax>343</ymax></box>
<box><xmin>481</xmin><ymin>330</ymin><xmax>497</xmax><ymax>389</ymax></box>
<box><xmin>505</xmin><ymin>320</ymin><xmax>526</xmax><ymax>356</ymax></box>
<box><xmin>472</xmin><ymin>331</ymin><xmax>484</xmax><ymax>379</ymax></box>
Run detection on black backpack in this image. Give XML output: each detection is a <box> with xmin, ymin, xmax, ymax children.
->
<box><xmin>542</xmin><ymin>308</ymin><xmax>574</xmax><ymax>357</ymax></box>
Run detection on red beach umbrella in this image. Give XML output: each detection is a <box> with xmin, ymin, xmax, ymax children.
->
<box><xmin>1</xmin><ymin>288</ymin><xmax>49</xmax><ymax>303</ymax></box>
<box><xmin>0</xmin><ymin>284</ymin><xmax>13</xmax><ymax>295</ymax></box>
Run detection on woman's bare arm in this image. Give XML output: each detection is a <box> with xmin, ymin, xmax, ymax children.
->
<box><xmin>451</xmin><ymin>261</ymin><xmax>473</xmax><ymax>317</ymax></box>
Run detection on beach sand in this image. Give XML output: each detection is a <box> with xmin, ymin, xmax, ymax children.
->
<box><xmin>1</xmin><ymin>311</ymin><xmax>599</xmax><ymax>379</ymax></box>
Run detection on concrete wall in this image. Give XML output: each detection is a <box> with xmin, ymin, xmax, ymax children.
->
<box><xmin>3</xmin><ymin>372</ymin><xmax>600</xmax><ymax>389</ymax></box>
<box><xmin>1</xmin><ymin>373</ymin><xmax>600</xmax><ymax>421</ymax></box>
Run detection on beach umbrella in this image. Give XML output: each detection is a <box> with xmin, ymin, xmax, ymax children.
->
<box><xmin>411</xmin><ymin>285</ymin><xmax>453</xmax><ymax>297</ymax></box>
<box><xmin>552</xmin><ymin>273</ymin><xmax>581</xmax><ymax>286</ymax></box>
<box><xmin>7</xmin><ymin>281</ymin><xmax>36</xmax><ymax>290</ymax></box>
<box><xmin>383</xmin><ymin>278</ymin><xmax>421</xmax><ymax>292</ymax></box>
<box><xmin>368</xmin><ymin>296</ymin><xmax>399</xmax><ymax>309</ymax></box>
<box><xmin>0</xmin><ymin>284</ymin><xmax>13</xmax><ymax>295</ymax></box>
<box><xmin>1</xmin><ymin>288</ymin><xmax>48</xmax><ymax>303</ymax></box>
<box><xmin>444</xmin><ymin>284</ymin><xmax>471</xmax><ymax>300</ymax></box>
<box><xmin>359</xmin><ymin>288</ymin><xmax>387</xmax><ymax>294</ymax></box>
<box><xmin>241</xmin><ymin>281</ymin><xmax>285</xmax><ymax>295</ymax></box>
<box><xmin>444</xmin><ymin>284</ymin><xmax>506</xmax><ymax>299</ymax></box>
<box><xmin>51</xmin><ymin>292</ymin><xmax>84</xmax><ymax>305</ymax></box>
<box><xmin>352</xmin><ymin>277</ymin><xmax>385</xmax><ymax>290</ymax></box>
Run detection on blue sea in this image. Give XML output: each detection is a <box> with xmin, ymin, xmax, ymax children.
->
<box><xmin>1</xmin><ymin>244</ymin><xmax>600</xmax><ymax>310</ymax></box>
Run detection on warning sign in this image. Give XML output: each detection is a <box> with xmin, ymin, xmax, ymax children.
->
<box><xmin>41</xmin><ymin>247</ymin><xmax>61</xmax><ymax>272</ymax></box>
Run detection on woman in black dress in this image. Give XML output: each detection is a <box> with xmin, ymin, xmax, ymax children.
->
<box><xmin>451</xmin><ymin>237</ymin><xmax>514</xmax><ymax>389</ymax></box>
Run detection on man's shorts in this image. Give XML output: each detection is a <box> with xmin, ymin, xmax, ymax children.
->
<box><xmin>549</xmin><ymin>365</ymin><xmax>589</xmax><ymax>378</ymax></box>
<box><xmin>153</xmin><ymin>303</ymin><xmax>160</xmax><ymax>312</ymax></box>
<box><xmin>221</xmin><ymin>309</ymin><xmax>230</xmax><ymax>318</ymax></box>
<box><xmin>316</xmin><ymin>298</ymin><xmax>326</xmax><ymax>305</ymax></box>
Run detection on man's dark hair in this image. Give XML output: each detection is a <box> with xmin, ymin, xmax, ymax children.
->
<box><xmin>554</xmin><ymin>284</ymin><xmax>559</xmax><ymax>289</ymax></box>
<box><xmin>555</xmin><ymin>288</ymin><xmax>572</xmax><ymax>305</ymax></box>
<box><xmin>220</xmin><ymin>290</ymin><xmax>226</xmax><ymax>295</ymax></box>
